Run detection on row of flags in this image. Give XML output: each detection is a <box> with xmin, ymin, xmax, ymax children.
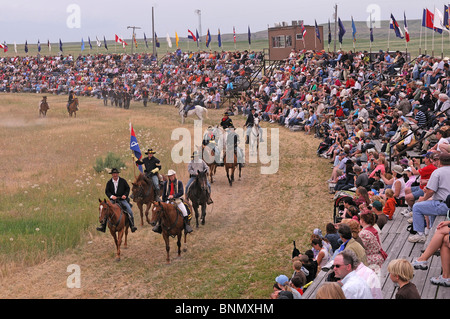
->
<box><xmin>317</xmin><ymin>6</ymin><xmax>450</xmax><ymax>47</ymax></box>
<box><xmin>2</xmin><ymin>26</ymin><xmax>252</xmax><ymax>54</ymax></box>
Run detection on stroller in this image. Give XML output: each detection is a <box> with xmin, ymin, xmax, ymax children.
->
<box><xmin>333</xmin><ymin>191</ymin><xmax>355</xmax><ymax>223</ymax></box>
<box><xmin>316</xmin><ymin>135</ymin><xmax>333</xmax><ymax>156</ymax></box>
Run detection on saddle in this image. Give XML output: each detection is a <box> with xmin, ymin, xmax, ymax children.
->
<box><xmin>169</xmin><ymin>199</ymin><xmax>192</xmax><ymax>221</ymax></box>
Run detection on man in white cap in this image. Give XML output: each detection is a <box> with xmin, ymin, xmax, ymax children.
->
<box><xmin>160</xmin><ymin>169</ymin><xmax>193</xmax><ymax>234</ymax></box>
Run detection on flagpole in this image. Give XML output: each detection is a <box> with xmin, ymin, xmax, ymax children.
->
<box><xmin>369</xmin><ymin>13</ymin><xmax>372</xmax><ymax>58</ymax></box>
<box><xmin>432</xmin><ymin>6</ymin><xmax>435</xmax><ymax>57</ymax></box>
<box><xmin>419</xmin><ymin>17</ymin><xmax>423</xmax><ymax>56</ymax></box>
<box><xmin>387</xmin><ymin>21</ymin><xmax>391</xmax><ymax>52</ymax></box>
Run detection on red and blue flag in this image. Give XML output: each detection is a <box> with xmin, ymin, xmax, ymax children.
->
<box><xmin>130</xmin><ymin>123</ymin><xmax>143</xmax><ymax>173</ymax></box>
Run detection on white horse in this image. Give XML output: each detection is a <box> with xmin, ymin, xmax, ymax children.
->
<box><xmin>249</xmin><ymin>115</ymin><xmax>262</xmax><ymax>155</ymax></box>
<box><xmin>175</xmin><ymin>98</ymin><xmax>208</xmax><ymax>124</ymax></box>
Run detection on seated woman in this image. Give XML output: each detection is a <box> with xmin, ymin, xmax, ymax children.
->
<box><xmin>359</xmin><ymin>211</ymin><xmax>386</xmax><ymax>274</ymax></box>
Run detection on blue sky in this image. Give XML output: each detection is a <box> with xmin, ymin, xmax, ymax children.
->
<box><xmin>0</xmin><ymin>0</ymin><xmax>440</xmax><ymax>43</ymax></box>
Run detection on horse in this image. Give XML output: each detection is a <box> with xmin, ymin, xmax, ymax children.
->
<box><xmin>149</xmin><ymin>201</ymin><xmax>187</xmax><ymax>264</ymax></box>
<box><xmin>98</xmin><ymin>198</ymin><xmax>129</xmax><ymax>261</ymax></box>
<box><xmin>249</xmin><ymin>115</ymin><xmax>261</xmax><ymax>155</ymax></box>
<box><xmin>131</xmin><ymin>173</ymin><xmax>160</xmax><ymax>226</ymax></box>
<box><xmin>223</xmin><ymin>150</ymin><xmax>241</xmax><ymax>187</ymax></box>
<box><xmin>174</xmin><ymin>98</ymin><xmax>208</xmax><ymax>124</ymax></box>
<box><xmin>39</xmin><ymin>97</ymin><xmax>49</xmax><ymax>117</ymax></box>
<box><xmin>201</xmin><ymin>144</ymin><xmax>218</xmax><ymax>184</ymax></box>
<box><xmin>186</xmin><ymin>169</ymin><xmax>210</xmax><ymax>228</ymax></box>
<box><xmin>68</xmin><ymin>98</ymin><xmax>79</xmax><ymax>117</ymax></box>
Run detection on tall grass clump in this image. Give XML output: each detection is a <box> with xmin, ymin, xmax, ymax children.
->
<box><xmin>93</xmin><ymin>152</ymin><xmax>126</xmax><ymax>173</ymax></box>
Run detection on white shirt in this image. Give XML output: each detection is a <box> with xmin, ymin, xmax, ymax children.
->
<box><xmin>341</xmin><ymin>270</ymin><xmax>373</xmax><ymax>299</ymax></box>
<box><xmin>112</xmin><ymin>177</ymin><xmax>119</xmax><ymax>195</ymax></box>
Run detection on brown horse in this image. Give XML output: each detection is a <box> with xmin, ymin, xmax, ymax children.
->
<box><xmin>223</xmin><ymin>151</ymin><xmax>241</xmax><ymax>186</ymax></box>
<box><xmin>39</xmin><ymin>97</ymin><xmax>49</xmax><ymax>117</ymax></box>
<box><xmin>149</xmin><ymin>201</ymin><xmax>187</xmax><ymax>264</ymax></box>
<box><xmin>98</xmin><ymin>198</ymin><xmax>129</xmax><ymax>261</ymax></box>
<box><xmin>186</xmin><ymin>169</ymin><xmax>210</xmax><ymax>227</ymax></box>
<box><xmin>131</xmin><ymin>173</ymin><xmax>164</xmax><ymax>226</ymax></box>
<box><xmin>68</xmin><ymin>98</ymin><xmax>79</xmax><ymax>117</ymax></box>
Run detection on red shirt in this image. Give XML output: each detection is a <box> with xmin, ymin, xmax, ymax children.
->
<box><xmin>418</xmin><ymin>164</ymin><xmax>437</xmax><ymax>189</ymax></box>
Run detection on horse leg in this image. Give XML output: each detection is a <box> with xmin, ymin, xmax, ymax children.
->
<box><xmin>123</xmin><ymin>226</ymin><xmax>129</xmax><ymax>249</ymax></box>
<box><xmin>110</xmin><ymin>230</ymin><xmax>120</xmax><ymax>261</ymax></box>
<box><xmin>226</xmin><ymin>167</ymin><xmax>232</xmax><ymax>186</ymax></box>
<box><xmin>137</xmin><ymin>203</ymin><xmax>144</xmax><ymax>226</ymax></box>
<box><xmin>239</xmin><ymin>165</ymin><xmax>242</xmax><ymax>180</ymax></box>
<box><xmin>163</xmin><ymin>233</ymin><xmax>171</xmax><ymax>264</ymax></box>
<box><xmin>144</xmin><ymin>203</ymin><xmax>152</xmax><ymax>225</ymax></box>
<box><xmin>116</xmin><ymin>229</ymin><xmax>124</xmax><ymax>261</ymax></box>
<box><xmin>201</xmin><ymin>204</ymin><xmax>206</xmax><ymax>225</ymax></box>
<box><xmin>177</xmin><ymin>232</ymin><xmax>182</xmax><ymax>258</ymax></box>
<box><xmin>194</xmin><ymin>204</ymin><xmax>200</xmax><ymax>228</ymax></box>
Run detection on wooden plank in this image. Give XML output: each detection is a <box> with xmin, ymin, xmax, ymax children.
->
<box><xmin>420</xmin><ymin>255</ymin><xmax>441</xmax><ymax>299</ymax></box>
<box><xmin>302</xmin><ymin>269</ymin><xmax>331</xmax><ymax>299</ymax></box>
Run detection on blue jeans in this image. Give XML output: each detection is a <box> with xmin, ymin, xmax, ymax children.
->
<box><xmin>117</xmin><ymin>199</ymin><xmax>134</xmax><ymax>218</ymax></box>
<box><xmin>186</xmin><ymin>177</ymin><xmax>211</xmax><ymax>194</ymax></box>
<box><xmin>412</xmin><ymin>200</ymin><xmax>448</xmax><ymax>233</ymax></box>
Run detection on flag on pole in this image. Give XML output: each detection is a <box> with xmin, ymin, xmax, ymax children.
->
<box><xmin>166</xmin><ymin>33</ymin><xmax>172</xmax><ymax>48</ymax></box>
<box><xmin>133</xmin><ymin>35</ymin><xmax>138</xmax><ymax>48</ymax></box>
<box><xmin>434</xmin><ymin>8</ymin><xmax>446</xmax><ymax>33</ymax></box>
<box><xmin>315</xmin><ymin>20</ymin><xmax>321</xmax><ymax>43</ymax></box>
<box><xmin>444</xmin><ymin>5</ymin><xmax>450</xmax><ymax>30</ymax></box>
<box><xmin>37</xmin><ymin>39</ymin><xmax>41</xmax><ymax>52</ymax></box>
<box><xmin>130</xmin><ymin>123</ymin><xmax>144</xmax><ymax>173</ymax></box>
<box><xmin>338</xmin><ymin>18</ymin><xmax>346</xmax><ymax>44</ymax></box>
<box><xmin>390</xmin><ymin>14</ymin><xmax>404</xmax><ymax>39</ymax></box>
<box><xmin>206</xmin><ymin>29</ymin><xmax>211</xmax><ymax>48</ymax></box>
<box><xmin>103</xmin><ymin>36</ymin><xmax>108</xmax><ymax>50</ymax></box>
<box><xmin>196</xmin><ymin>29</ymin><xmax>199</xmax><ymax>47</ymax></box>
<box><xmin>328</xmin><ymin>19</ymin><xmax>332</xmax><ymax>44</ymax></box>
<box><xmin>218</xmin><ymin>29</ymin><xmax>222</xmax><ymax>48</ymax></box>
<box><xmin>301</xmin><ymin>22</ymin><xmax>306</xmax><ymax>39</ymax></box>
<box><xmin>351</xmin><ymin>16</ymin><xmax>357</xmax><ymax>42</ymax></box>
<box><xmin>96</xmin><ymin>36</ymin><xmax>102</xmax><ymax>47</ymax></box>
<box><xmin>175</xmin><ymin>32</ymin><xmax>179</xmax><ymax>48</ymax></box>
<box><xmin>233</xmin><ymin>26</ymin><xmax>236</xmax><ymax>43</ymax></box>
<box><xmin>47</xmin><ymin>40</ymin><xmax>51</xmax><ymax>52</ymax></box>
<box><xmin>404</xmin><ymin>12</ymin><xmax>410</xmax><ymax>42</ymax></box>
<box><xmin>370</xmin><ymin>25</ymin><xmax>374</xmax><ymax>43</ymax></box>
<box><xmin>59</xmin><ymin>39</ymin><xmax>63</xmax><ymax>52</ymax></box>
<box><xmin>25</xmin><ymin>40</ymin><xmax>28</xmax><ymax>53</ymax></box>
<box><xmin>187</xmin><ymin>29</ymin><xmax>197</xmax><ymax>41</ymax></box>
<box><xmin>155</xmin><ymin>32</ymin><xmax>160</xmax><ymax>48</ymax></box>
<box><xmin>14</xmin><ymin>42</ymin><xmax>17</xmax><ymax>53</ymax></box>
<box><xmin>81</xmin><ymin>38</ymin><xmax>85</xmax><ymax>51</ymax></box>
<box><xmin>248</xmin><ymin>26</ymin><xmax>251</xmax><ymax>45</ymax></box>
<box><xmin>2</xmin><ymin>42</ymin><xmax>7</xmax><ymax>53</ymax></box>
<box><xmin>144</xmin><ymin>33</ymin><xmax>149</xmax><ymax>48</ymax></box>
<box><xmin>115</xmin><ymin>34</ymin><xmax>128</xmax><ymax>48</ymax></box>
<box><xmin>88</xmin><ymin>37</ymin><xmax>92</xmax><ymax>49</ymax></box>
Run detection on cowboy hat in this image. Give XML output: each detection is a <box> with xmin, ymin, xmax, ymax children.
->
<box><xmin>145</xmin><ymin>148</ymin><xmax>156</xmax><ymax>154</ymax></box>
<box><xmin>167</xmin><ymin>169</ymin><xmax>176</xmax><ymax>176</ymax></box>
<box><xmin>109</xmin><ymin>168</ymin><xmax>120</xmax><ymax>174</ymax></box>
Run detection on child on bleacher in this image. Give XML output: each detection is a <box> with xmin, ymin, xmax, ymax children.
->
<box><xmin>383</xmin><ymin>189</ymin><xmax>396</xmax><ymax>220</ymax></box>
<box><xmin>388</xmin><ymin>259</ymin><xmax>421</xmax><ymax>299</ymax></box>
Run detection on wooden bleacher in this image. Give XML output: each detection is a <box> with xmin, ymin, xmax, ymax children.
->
<box><xmin>302</xmin><ymin>206</ymin><xmax>449</xmax><ymax>299</ymax></box>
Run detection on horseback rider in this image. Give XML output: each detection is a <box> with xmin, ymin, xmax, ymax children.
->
<box><xmin>244</xmin><ymin>107</ymin><xmax>262</xmax><ymax>144</ymax></box>
<box><xmin>183</xmin><ymin>91</ymin><xmax>193</xmax><ymax>117</ymax></box>
<box><xmin>154</xmin><ymin>169</ymin><xmax>193</xmax><ymax>234</ymax></box>
<box><xmin>67</xmin><ymin>90</ymin><xmax>76</xmax><ymax>112</ymax></box>
<box><xmin>185</xmin><ymin>151</ymin><xmax>213</xmax><ymax>205</ymax></box>
<box><xmin>220</xmin><ymin>111</ymin><xmax>234</xmax><ymax>130</ymax></box>
<box><xmin>40</xmin><ymin>96</ymin><xmax>48</xmax><ymax>109</ymax></box>
<box><xmin>135</xmin><ymin>148</ymin><xmax>162</xmax><ymax>202</ymax></box>
<box><xmin>96</xmin><ymin>168</ymin><xmax>137</xmax><ymax>233</ymax></box>
<box><xmin>226</xmin><ymin>125</ymin><xmax>245</xmax><ymax>167</ymax></box>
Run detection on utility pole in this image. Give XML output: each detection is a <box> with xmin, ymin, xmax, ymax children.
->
<box><xmin>195</xmin><ymin>9</ymin><xmax>202</xmax><ymax>48</ymax></box>
<box><xmin>152</xmin><ymin>6</ymin><xmax>156</xmax><ymax>57</ymax></box>
<box><xmin>127</xmin><ymin>25</ymin><xmax>141</xmax><ymax>55</ymax></box>
<box><xmin>333</xmin><ymin>3</ymin><xmax>338</xmax><ymax>52</ymax></box>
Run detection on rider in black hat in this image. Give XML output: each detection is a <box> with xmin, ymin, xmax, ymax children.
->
<box><xmin>220</xmin><ymin>111</ymin><xmax>234</xmax><ymax>130</ymax></box>
<box><xmin>135</xmin><ymin>148</ymin><xmax>162</xmax><ymax>201</ymax></box>
<box><xmin>97</xmin><ymin>168</ymin><xmax>137</xmax><ymax>233</ymax></box>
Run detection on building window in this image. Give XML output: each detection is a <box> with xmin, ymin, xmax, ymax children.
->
<box><xmin>296</xmin><ymin>33</ymin><xmax>303</xmax><ymax>40</ymax></box>
<box><xmin>272</xmin><ymin>36</ymin><xmax>286</xmax><ymax>48</ymax></box>
<box><xmin>286</xmin><ymin>35</ymin><xmax>292</xmax><ymax>47</ymax></box>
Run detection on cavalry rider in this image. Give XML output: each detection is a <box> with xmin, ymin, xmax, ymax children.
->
<box><xmin>135</xmin><ymin>148</ymin><xmax>162</xmax><ymax>202</ymax></box>
<box><xmin>183</xmin><ymin>91</ymin><xmax>193</xmax><ymax>117</ymax></box>
<box><xmin>243</xmin><ymin>107</ymin><xmax>262</xmax><ymax>144</ymax></box>
<box><xmin>67</xmin><ymin>90</ymin><xmax>76</xmax><ymax>112</ymax></box>
<box><xmin>225</xmin><ymin>125</ymin><xmax>245</xmax><ymax>167</ymax></box>
<box><xmin>40</xmin><ymin>96</ymin><xmax>48</xmax><ymax>109</ymax></box>
<box><xmin>157</xmin><ymin>169</ymin><xmax>193</xmax><ymax>234</ymax></box>
<box><xmin>202</xmin><ymin>126</ymin><xmax>221</xmax><ymax>165</ymax></box>
<box><xmin>97</xmin><ymin>168</ymin><xmax>137</xmax><ymax>233</ymax></box>
<box><xmin>185</xmin><ymin>151</ymin><xmax>213</xmax><ymax>205</ymax></box>
<box><xmin>220</xmin><ymin>111</ymin><xmax>234</xmax><ymax>130</ymax></box>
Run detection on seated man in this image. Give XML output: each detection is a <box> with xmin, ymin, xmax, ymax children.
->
<box><xmin>408</xmin><ymin>152</ymin><xmax>450</xmax><ymax>243</ymax></box>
